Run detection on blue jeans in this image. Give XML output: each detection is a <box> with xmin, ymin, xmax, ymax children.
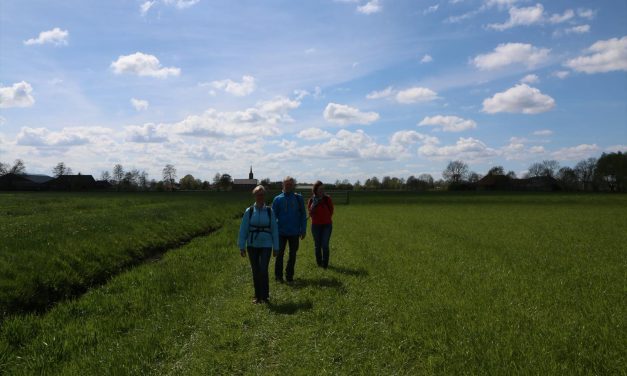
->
<box><xmin>247</xmin><ymin>247</ymin><xmax>271</xmax><ymax>300</ymax></box>
<box><xmin>311</xmin><ymin>223</ymin><xmax>332</xmax><ymax>268</ymax></box>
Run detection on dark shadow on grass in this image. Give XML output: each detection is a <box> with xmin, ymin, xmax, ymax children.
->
<box><xmin>288</xmin><ymin>277</ymin><xmax>346</xmax><ymax>293</ymax></box>
<box><xmin>327</xmin><ymin>265</ymin><xmax>369</xmax><ymax>277</ymax></box>
<box><xmin>267</xmin><ymin>300</ymin><xmax>313</xmax><ymax>315</ymax></box>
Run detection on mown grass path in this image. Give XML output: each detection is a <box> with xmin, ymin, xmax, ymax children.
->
<box><xmin>1</xmin><ymin>193</ymin><xmax>625</xmax><ymax>375</ymax></box>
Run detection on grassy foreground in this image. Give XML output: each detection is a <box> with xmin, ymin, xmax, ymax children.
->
<box><xmin>1</xmin><ymin>193</ymin><xmax>625</xmax><ymax>374</ymax></box>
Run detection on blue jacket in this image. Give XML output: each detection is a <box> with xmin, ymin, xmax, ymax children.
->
<box><xmin>238</xmin><ymin>204</ymin><xmax>279</xmax><ymax>250</ymax></box>
<box><xmin>272</xmin><ymin>192</ymin><xmax>307</xmax><ymax>236</ymax></box>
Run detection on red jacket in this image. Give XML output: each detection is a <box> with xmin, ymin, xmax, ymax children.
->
<box><xmin>307</xmin><ymin>195</ymin><xmax>334</xmax><ymax>225</ymax></box>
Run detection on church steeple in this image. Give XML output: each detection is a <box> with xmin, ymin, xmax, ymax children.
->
<box><xmin>249</xmin><ymin>166</ymin><xmax>253</xmax><ymax>180</ymax></box>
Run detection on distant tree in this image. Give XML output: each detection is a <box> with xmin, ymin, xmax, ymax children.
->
<box><xmin>52</xmin><ymin>162</ymin><xmax>73</xmax><ymax>178</ymax></box>
<box><xmin>113</xmin><ymin>164</ymin><xmax>124</xmax><ymax>190</ymax></box>
<box><xmin>443</xmin><ymin>160</ymin><xmax>469</xmax><ymax>183</ymax></box>
<box><xmin>487</xmin><ymin>166</ymin><xmax>505</xmax><ymax>176</ymax></box>
<box><xmin>9</xmin><ymin>159</ymin><xmax>26</xmax><ymax>175</ymax></box>
<box><xmin>353</xmin><ymin>180</ymin><xmax>362</xmax><ymax>191</ymax></box>
<box><xmin>138</xmin><ymin>171</ymin><xmax>149</xmax><ymax>190</ymax></box>
<box><xmin>364</xmin><ymin>176</ymin><xmax>381</xmax><ymax>190</ymax></box>
<box><xmin>201</xmin><ymin>180</ymin><xmax>211</xmax><ymax>190</ymax></box>
<box><xmin>557</xmin><ymin>167</ymin><xmax>578</xmax><ymax>191</ymax></box>
<box><xmin>595</xmin><ymin>152</ymin><xmax>627</xmax><ymax>192</ymax></box>
<box><xmin>527</xmin><ymin>160</ymin><xmax>560</xmax><ymax>178</ymax></box>
<box><xmin>100</xmin><ymin>171</ymin><xmax>111</xmax><ymax>182</ymax></box>
<box><xmin>218</xmin><ymin>173</ymin><xmax>233</xmax><ymax>191</ymax></box>
<box><xmin>0</xmin><ymin>162</ymin><xmax>8</xmax><ymax>176</ymax></box>
<box><xmin>506</xmin><ymin>170</ymin><xmax>517</xmax><ymax>179</ymax></box>
<box><xmin>180</xmin><ymin>174</ymin><xmax>201</xmax><ymax>190</ymax></box>
<box><xmin>418</xmin><ymin>174</ymin><xmax>434</xmax><ymax>189</ymax></box>
<box><xmin>468</xmin><ymin>171</ymin><xmax>482</xmax><ymax>183</ymax></box>
<box><xmin>406</xmin><ymin>175</ymin><xmax>419</xmax><ymax>190</ymax></box>
<box><xmin>162</xmin><ymin>164</ymin><xmax>177</xmax><ymax>190</ymax></box>
<box><xmin>260</xmin><ymin>178</ymin><xmax>271</xmax><ymax>187</ymax></box>
<box><xmin>574</xmin><ymin>157</ymin><xmax>597</xmax><ymax>191</ymax></box>
<box><xmin>212</xmin><ymin>173</ymin><xmax>221</xmax><ymax>188</ymax></box>
<box><xmin>336</xmin><ymin>179</ymin><xmax>353</xmax><ymax>190</ymax></box>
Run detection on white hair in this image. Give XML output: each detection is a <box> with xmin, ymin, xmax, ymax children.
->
<box><xmin>252</xmin><ymin>185</ymin><xmax>266</xmax><ymax>195</ymax></box>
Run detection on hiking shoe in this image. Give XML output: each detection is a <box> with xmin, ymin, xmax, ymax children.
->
<box><xmin>252</xmin><ymin>298</ymin><xmax>260</xmax><ymax>304</ymax></box>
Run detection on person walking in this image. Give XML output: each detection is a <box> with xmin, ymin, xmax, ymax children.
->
<box><xmin>307</xmin><ymin>181</ymin><xmax>334</xmax><ymax>269</ymax></box>
<box><xmin>272</xmin><ymin>176</ymin><xmax>307</xmax><ymax>283</ymax></box>
<box><xmin>238</xmin><ymin>185</ymin><xmax>279</xmax><ymax>304</ymax></box>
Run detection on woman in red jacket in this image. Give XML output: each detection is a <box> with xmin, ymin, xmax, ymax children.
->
<box><xmin>307</xmin><ymin>181</ymin><xmax>334</xmax><ymax>269</ymax></box>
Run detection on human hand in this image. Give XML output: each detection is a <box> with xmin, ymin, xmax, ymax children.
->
<box><xmin>240</xmin><ymin>249</ymin><xmax>246</xmax><ymax>257</ymax></box>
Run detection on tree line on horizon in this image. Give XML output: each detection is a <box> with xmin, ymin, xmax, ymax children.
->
<box><xmin>1</xmin><ymin>151</ymin><xmax>625</xmax><ymax>192</ymax></box>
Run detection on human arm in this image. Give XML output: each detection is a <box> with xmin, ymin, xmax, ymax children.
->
<box><xmin>299</xmin><ymin>195</ymin><xmax>307</xmax><ymax>239</ymax></box>
<box><xmin>271</xmin><ymin>209</ymin><xmax>279</xmax><ymax>256</ymax></box>
<box><xmin>327</xmin><ymin>196</ymin><xmax>334</xmax><ymax>216</ymax></box>
<box><xmin>238</xmin><ymin>208</ymin><xmax>249</xmax><ymax>254</ymax></box>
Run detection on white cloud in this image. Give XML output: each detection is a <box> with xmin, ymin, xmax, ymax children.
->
<box><xmin>564</xmin><ymin>24</ymin><xmax>590</xmax><ymax>34</ymax></box>
<box><xmin>577</xmin><ymin>8</ymin><xmax>596</xmax><ymax>20</ymax></box>
<box><xmin>366</xmin><ymin>86</ymin><xmax>394</xmax><ymax>99</ymax></box>
<box><xmin>357</xmin><ymin>0</ymin><xmax>382</xmax><ymax>14</ymax></box>
<box><xmin>24</xmin><ymin>27</ymin><xmax>69</xmax><ymax>46</ymax></box>
<box><xmin>473</xmin><ymin>43</ymin><xmax>550</xmax><ymax>70</ymax></box>
<box><xmin>532</xmin><ymin>129</ymin><xmax>553</xmax><ymax>136</ymax></box>
<box><xmin>420</xmin><ymin>54</ymin><xmax>433</xmax><ymax>63</ymax></box>
<box><xmin>323</xmin><ymin>103</ymin><xmax>379</xmax><ymax>125</ymax></box>
<box><xmin>297</xmin><ymin>128</ymin><xmax>333</xmax><ymax>140</ymax></box>
<box><xmin>140</xmin><ymin>1</ymin><xmax>156</xmax><ymax>15</ymax></box>
<box><xmin>606</xmin><ymin>145</ymin><xmax>627</xmax><ymax>152</ymax></box>
<box><xmin>130</xmin><ymin>98</ymin><xmax>149</xmax><ymax>111</ymax></box>
<box><xmin>529</xmin><ymin>145</ymin><xmax>545</xmax><ymax>153</ymax></box>
<box><xmin>483</xmin><ymin>84</ymin><xmax>555</xmax><ymax>114</ymax></box>
<box><xmin>488</xmin><ymin>4</ymin><xmax>544</xmax><ymax>31</ymax></box>
<box><xmin>552</xmin><ymin>70</ymin><xmax>570</xmax><ymax>79</ymax></box>
<box><xmin>549</xmin><ymin>9</ymin><xmax>574</xmax><ymax>24</ymax></box>
<box><xmin>552</xmin><ymin>144</ymin><xmax>599</xmax><ymax>160</ymax></box>
<box><xmin>484</xmin><ymin>0</ymin><xmax>522</xmax><ymax>9</ymax></box>
<box><xmin>520</xmin><ymin>74</ymin><xmax>540</xmax><ymax>84</ymax></box>
<box><xmin>210</xmin><ymin>75</ymin><xmax>256</xmax><ymax>96</ymax></box>
<box><xmin>163</xmin><ymin>0</ymin><xmax>200</xmax><ymax>9</ymax></box>
<box><xmin>0</xmin><ymin>81</ymin><xmax>35</xmax><ymax>108</ymax></box>
<box><xmin>565</xmin><ymin>36</ymin><xmax>627</xmax><ymax>74</ymax></box>
<box><xmin>419</xmin><ymin>137</ymin><xmax>497</xmax><ymax>162</ymax></box>
<box><xmin>110</xmin><ymin>52</ymin><xmax>181</xmax><ymax>78</ymax></box>
<box><xmin>125</xmin><ymin>123</ymin><xmax>168</xmax><ymax>143</ymax></box>
<box><xmin>390</xmin><ymin>130</ymin><xmax>439</xmax><ymax>146</ymax></box>
<box><xmin>172</xmin><ymin>96</ymin><xmax>300</xmax><ymax>138</ymax></box>
<box><xmin>424</xmin><ymin>4</ymin><xmax>439</xmax><ymax>14</ymax></box>
<box><xmin>418</xmin><ymin>115</ymin><xmax>477</xmax><ymax>132</ymax></box>
<box><xmin>16</xmin><ymin>127</ymin><xmax>110</xmax><ymax>147</ymax></box>
<box><xmin>395</xmin><ymin>87</ymin><xmax>438</xmax><ymax>104</ymax></box>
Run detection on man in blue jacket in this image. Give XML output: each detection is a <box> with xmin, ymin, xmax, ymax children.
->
<box><xmin>272</xmin><ymin>176</ymin><xmax>307</xmax><ymax>283</ymax></box>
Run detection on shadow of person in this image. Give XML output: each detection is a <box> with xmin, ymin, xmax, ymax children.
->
<box><xmin>288</xmin><ymin>277</ymin><xmax>345</xmax><ymax>291</ymax></box>
<box><xmin>267</xmin><ymin>300</ymin><xmax>313</xmax><ymax>315</ymax></box>
<box><xmin>327</xmin><ymin>265</ymin><xmax>369</xmax><ymax>277</ymax></box>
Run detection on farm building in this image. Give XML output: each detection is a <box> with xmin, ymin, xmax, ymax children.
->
<box><xmin>0</xmin><ymin>173</ymin><xmax>54</xmax><ymax>191</ymax></box>
<box><xmin>47</xmin><ymin>175</ymin><xmax>97</xmax><ymax>191</ymax></box>
<box><xmin>232</xmin><ymin>166</ymin><xmax>258</xmax><ymax>191</ymax></box>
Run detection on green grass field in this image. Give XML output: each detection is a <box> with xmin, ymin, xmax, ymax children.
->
<box><xmin>1</xmin><ymin>192</ymin><xmax>625</xmax><ymax>375</ymax></box>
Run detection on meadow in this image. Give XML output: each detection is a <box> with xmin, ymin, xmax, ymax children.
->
<box><xmin>0</xmin><ymin>192</ymin><xmax>625</xmax><ymax>375</ymax></box>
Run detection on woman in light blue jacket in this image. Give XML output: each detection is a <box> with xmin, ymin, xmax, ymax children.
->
<box><xmin>238</xmin><ymin>185</ymin><xmax>279</xmax><ymax>304</ymax></box>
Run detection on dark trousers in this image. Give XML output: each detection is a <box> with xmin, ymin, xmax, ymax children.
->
<box><xmin>275</xmin><ymin>235</ymin><xmax>299</xmax><ymax>281</ymax></box>
<box><xmin>311</xmin><ymin>223</ymin><xmax>333</xmax><ymax>268</ymax></box>
<box><xmin>247</xmin><ymin>247</ymin><xmax>271</xmax><ymax>300</ymax></box>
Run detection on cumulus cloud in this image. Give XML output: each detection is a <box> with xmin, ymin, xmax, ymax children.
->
<box><xmin>0</xmin><ymin>81</ymin><xmax>35</xmax><ymax>108</ymax></box>
<box><xmin>24</xmin><ymin>27</ymin><xmax>69</xmax><ymax>46</ymax></box>
<box><xmin>209</xmin><ymin>75</ymin><xmax>256</xmax><ymax>96</ymax></box>
<box><xmin>366</xmin><ymin>86</ymin><xmax>394</xmax><ymax>99</ymax></box>
<box><xmin>552</xmin><ymin>70</ymin><xmax>570</xmax><ymax>79</ymax></box>
<box><xmin>418</xmin><ymin>115</ymin><xmax>477</xmax><ymax>132</ymax></box>
<box><xmin>420</xmin><ymin>54</ymin><xmax>433</xmax><ymax>63</ymax></box>
<box><xmin>125</xmin><ymin>123</ymin><xmax>168</xmax><ymax>143</ymax></box>
<box><xmin>172</xmin><ymin>96</ymin><xmax>300</xmax><ymax>138</ymax></box>
<box><xmin>565</xmin><ymin>36</ymin><xmax>627</xmax><ymax>74</ymax></box>
<box><xmin>16</xmin><ymin>127</ymin><xmax>110</xmax><ymax>147</ymax></box>
<box><xmin>140</xmin><ymin>1</ymin><xmax>156</xmax><ymax>15</ymax></box>
<box><xmin>323</xmin><ymin>103</ymin><xmax>379</xmax><ymax>125</ymax></box>
<box><xmin>130</xmin><ymin>98</ymin><xmax>149</xmax><ymax>111</ymax></box>
<box><xmin>163</xmin><ymin>0</ymin><xmax>200</xmax><ymax>9</ymax></box>
<box><xmin>487</xmin><ymin>4</ymin><xmax>545</xmax><ymax>30</ymax></box>
<box><xmin>483</xmin><ymin>84</ymin><xmax>555</xmax><ymax>114</ymax></box>
<box><xmin>419</xmin><ymin>137</ymin><xmax>497</xmax><ymax>162</ymax></box>
<box><xmin>533</xmin><ymin>129</ymin><xmax>553</xmax><ymax>136</ymax></box>
<box><xmin>473</xmin><ymin>43</ymin><xmax>550</xmax><ymax>70</ymax></box>
<box><xmin>577</xmin><ymin>8</ymin><xmax>596</xmax><ymax>20</ymax></box>
<box><xmin>111</xmin><ymin>52</ymin><xmax>181</xmax><ymax>78</ymax></box>
<box><xmin>395</xmin><ymin>87</ymin><xmax>438</xmax><ymax>104</ymax></box>
<box><xmin>424</xmin><ymin>4</ymin><xmax>439</xmax><ymax>14</ymax></box>
<box><xmin>520</xmin><ymin>74</ymin><xmax>540</xmax><ymax>84</ymax></box>
<box><xmin>297</xmin><ymin>128</ymin><xmax>333</xmax><ymax>140</ymax></box>
<box><xmin>548</xmin><ymin>9</ymin><xmax>574</xmax><ymax>24</ymax></box>
<box><xmin>552</xmin><ymin>144</ymin><xmax>599</xmax><ymax>160</ymax></box>
<box><xmin>390</xmin><ymin>130</ymin><xmax>439</xmax><ymax>146</ymax></box>
<box><xmin>565</xmin><ymin>24</ymin><xmax>590</xmax><ymax>34</ymax></box>
<box><xmin>357</xmin><ymin>0</ymin><xmax>382</xmax><ymax>14</ymax></box>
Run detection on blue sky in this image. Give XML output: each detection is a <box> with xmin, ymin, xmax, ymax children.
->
<box><xmin>1</xmin><ymin>0</ymin><xmax>626</xmax><ymax>182</ymax></box>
